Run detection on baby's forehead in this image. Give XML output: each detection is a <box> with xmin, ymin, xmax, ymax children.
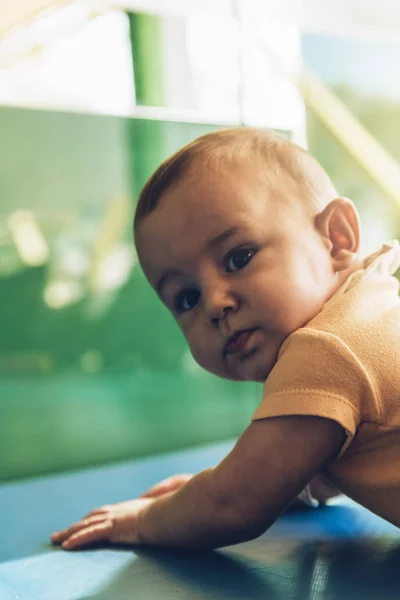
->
<box><xmin>176</xmin><ymin>151</ymin><xmax>311</xmax><ymax>202</ymax></box>
<box><xmin>157</xmin><ymin>165</ymin><xmax>275</xmax><ymax>222</ymax></box>
<box><xmin>139</xmin><ymin>158</ymin><xmax>313</xmax><ymax>244</ymax></box>
<box><xmin>138</xmin><ymin>177</ymin><xmax>301</xmax><ymax>264</ymax></box>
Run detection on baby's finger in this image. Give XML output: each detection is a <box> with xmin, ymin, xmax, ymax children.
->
<box><xmin>62</xmin><ymin>520</ymin><xmax>113</xmax><ymax>550</ymax></box>
<box><xmin>82</xmin><ymin>506</ymin><xmax>111</xmax><ymax>519</ymax></box>
<box><xmin>52</xmin><ymin>516</ymin><xmax>105</xmax><ymax>544</ymax></box>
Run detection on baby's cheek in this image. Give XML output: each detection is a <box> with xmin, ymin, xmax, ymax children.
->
<box><xmin>188</xmin><ymin>336</ymin><xmax>224</xmax><ymax>377</ymax></box>
<box><xmin>183</xmin><ymin>324</ymin><xmax>206</xmax><ymax>365</ymax></box>
<box><xmin>189</xmin><ymin>339</ymin><xmax>212</xmax><ymax>371</ymax></box>
<box><xmin>255</xmin><ymin>277</ymin><xmax>302</xmax><ymax>328</ymax></box>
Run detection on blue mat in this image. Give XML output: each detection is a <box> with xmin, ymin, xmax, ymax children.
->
<box><xmin>1</xmin><ymin>440</ymin><xmax>399</xmax><ymax>599</ymax></box>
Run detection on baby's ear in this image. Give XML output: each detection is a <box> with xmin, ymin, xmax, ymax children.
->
<box><xmin>315</xmin><ymin>197</ymin><xmax>361</xmax><ymax>272</ymax></box>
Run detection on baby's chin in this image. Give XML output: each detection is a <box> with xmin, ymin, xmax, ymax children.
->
<box><xmin>240</xmin><ymin>345</ymin><xmax>282</xmax><ymax>382</ymax></box>
<box><xmin>212</xmin><ymin>350</ymin><xmax>278</xmax><ymax>383</ymax></box>
<box><xmin>236</xmin><ymin>363</ymin><xmax>275</xmax><ymax>383</ymax></box>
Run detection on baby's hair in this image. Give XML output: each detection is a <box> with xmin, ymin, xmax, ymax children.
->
<box><xmin>133</xmin><ymin>127</ymin><xmax>338</xmax><ymax>233</ymax></box>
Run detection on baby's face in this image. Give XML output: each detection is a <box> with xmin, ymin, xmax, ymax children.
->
<box><xmin>137</xmin><ymin>167</ymin><xmax>338</xmax><ymax>382</ymax></box>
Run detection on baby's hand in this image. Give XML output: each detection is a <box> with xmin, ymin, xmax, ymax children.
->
<box><xmin>51</xmin><ymin>474</ymin><xmax>193</xmax><ymax>550</ymax></box>
<box><xmin>51</xmin><ymin>497</ymin><xmax>153</xmax><ymax>550</ymax></box>
<box><xmin>308</xmin><ymin>474</ymin><xmax>340</xmax><ymax>503</ymax></box>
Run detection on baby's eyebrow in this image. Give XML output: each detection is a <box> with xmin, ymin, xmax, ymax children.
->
<box><xmin>206</xmin><ymin>226</ymin><xmax>240</xmax><ymax>250</ymax></box>
<box><xmin>156</xmin><ymin>268</ymin><xmax>184</xmax><ymax>299</ymax></box>
<box><xmin>156</xmin><ymin>226</ymin><xmax>240</xmax><ymax>299</ymax></box>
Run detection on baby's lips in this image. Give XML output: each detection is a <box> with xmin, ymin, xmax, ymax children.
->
<box><xmin>225</xmin><ymin>329</ymin><xmax>254</xmax><ymax>354</ymax></box>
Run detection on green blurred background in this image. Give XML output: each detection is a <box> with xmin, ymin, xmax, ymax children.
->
<box><xmin>0</xmin><ymin>107</ymin><xmax>261</xmax><ymax>480</ymax></box>
<box><xmin>1</xmin><ymin>4</ymin><xmax>400</xmax><ymax>481</ymax></box>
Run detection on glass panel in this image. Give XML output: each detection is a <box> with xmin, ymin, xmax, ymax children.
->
<box><xmin>0</xmin><ymin>107</ymin><xmax>263</xmax><ymax>481</ymax></box>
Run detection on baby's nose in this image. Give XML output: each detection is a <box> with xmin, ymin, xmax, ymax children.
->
<box><xmin>203</xmin><ymin>288</ymin><xmax>238</xmax><ymax>326</ymax></box>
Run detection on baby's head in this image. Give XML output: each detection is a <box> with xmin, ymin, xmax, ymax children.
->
<box><xmin>134</xmin><ymin>128</ymin><xmax>362</xmax><ymax>382</ymax></box>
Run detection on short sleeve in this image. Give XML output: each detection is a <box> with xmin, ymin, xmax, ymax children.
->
<box><xmin>252</xmin><ymin>328</ymin><xmax>380</xmax><ymax>457</ymax></box>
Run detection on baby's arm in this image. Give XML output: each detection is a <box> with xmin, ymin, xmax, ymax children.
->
<box><xmin>52</xmin><ymin>415</ymin><xmax>344</xmax><ymax>550</ymax></box>
<box><xmin>136</xmin><ymin>416</ymin><xmax>345</xmax><ymax>548</ymax></box>
<box><xmin>141</xmin><ymin>472</ymin><xmax>339</xmax><ymax>507</ymax></box>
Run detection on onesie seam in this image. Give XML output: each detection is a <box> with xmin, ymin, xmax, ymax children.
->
<box><xmin>265</xmin><ymin>390</ymin><xmax>361</xmax><ymax>419</ymax></box>
<box><xmin>291</xmin><ymin>328</ymin><xmax>381</xmax><ymax>425</ymax></box>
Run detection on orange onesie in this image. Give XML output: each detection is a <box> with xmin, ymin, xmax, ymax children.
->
<box><xmin>253</xmin><ymin>241</ymin><xmax>400</xmax><ymax>526</ymax></box>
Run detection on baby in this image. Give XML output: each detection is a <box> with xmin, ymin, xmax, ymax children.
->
<box><xmin>52</xmin><ymin>127</ymin><xmax>400</xmax><ymax>550</ymax></box>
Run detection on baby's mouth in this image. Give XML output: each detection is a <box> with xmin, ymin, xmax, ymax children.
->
<box><xmin>224</xmin><ymin>329</ymin><xmax>257</xmax><ymax>356</ymax></box>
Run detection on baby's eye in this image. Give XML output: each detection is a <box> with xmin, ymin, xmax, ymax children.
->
<box><xmin>226</xmin><ymin>248</ymin><xmax>255</xmax><ymax>273</ymax></box>
<box><xmin>175</xmin><ymin>288</ymin><xmax>200</xmax><ymax>314</ymax></box>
